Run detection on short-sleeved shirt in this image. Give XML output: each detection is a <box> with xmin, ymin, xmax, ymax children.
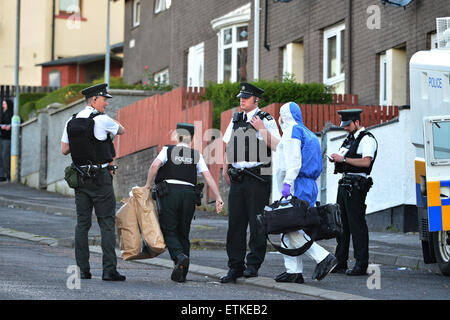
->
<box><xmin>222</xmin><ymin>107</ymin><xmax>281</xmax><ymax>169</ymax></box>
<box><xmin>61</xmin><ymin>106</ymin><xmax>119</xmax><ymax>144</ymax></box>
<box><xmin>339</xmin><ymin>127</ymin><xmax>377</xmax><ymax>177</ymax></box>
<box><xmin>156</xmin><ymin>143</ymin><xmax>209</xmax><ymax>186</ymax></box>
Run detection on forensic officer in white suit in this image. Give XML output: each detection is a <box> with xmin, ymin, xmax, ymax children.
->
<box><xmin>273</xmin><ymin>102</ymin><xmax>337</xmax><ymax>283</ymax></box>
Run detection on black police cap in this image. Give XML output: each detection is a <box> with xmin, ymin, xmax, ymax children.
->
<box><xmin>338</xmin><ymin>109</ymin><xmax>362</xmax><ymax>127</ymax></box>
<box><xmin>176</xmin><ymin>122</ymin><xmax>195</xmax><ymax>137</ymax></box>
<box><xmin>81</xmin><ymin>83</ymin><xmax>113</xmax><ymax>99</ymax></box>
<box><xmin>236</xmin><ymin>82</ymin><xmax>264</xmax><ymax>99</ymax></box>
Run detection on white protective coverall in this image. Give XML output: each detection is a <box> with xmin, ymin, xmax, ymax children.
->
<box><xmin>273</xmin><ymin>102</ymin><xmax>329</xmax><ymax>275</ymax></box>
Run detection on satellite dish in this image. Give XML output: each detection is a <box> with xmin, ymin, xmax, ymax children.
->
<box><xmin>381</xmin><ymin>0</ymin><xmax>413</xmax><ymax>7</ymax></box>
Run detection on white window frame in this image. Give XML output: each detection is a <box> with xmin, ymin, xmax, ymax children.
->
<box><xmin>323</xmin><ymin>23</ymin><xmax>345</xmax><ymax>89</ymax></box>
<box><xmin>133</xmin><ymin>0</ymin><xmax>141</xmax><ymax>27</ymax></box>
<box><xmin>154</xmin><ymin>68</ymin><xmax>169</xmax><ymax>85</ymax></box>
<box><xmin>187</xmin><ymin>42</ymin><xmax>205</xmax><ymax>88</ymax></box>
<box><xmin>217</xmin><ymin>24</ymin><xmax>248</xmax><ymax>83</ymax></box>
<box><xmin>379</xmin><ymin>53</ymin><xmax>388</xmax><ymax>105</ymax></box>
<box><xmin>154</xmin><ymin>0</ymin><xmax>171</xmax><ymax>14</ymax></box>
<box><xmin>431</xmin><ymin>32</ymin><xmax>438</xmax><ymax>49</ymax></box>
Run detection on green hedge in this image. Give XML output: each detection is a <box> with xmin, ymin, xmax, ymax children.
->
<box><xmin>34</xmin><ymin>83</ymin><xmax>92</xmax><ymax>111</ymax></box>
<box><xmin>19</xmin><ymin>93</ymin><xmax>47</xmax><ymax>121</ymax></box>
<box><xmin>204</xmin><ymin>80</ymin><xmax>332</xmax><ymax>128</ymax></box>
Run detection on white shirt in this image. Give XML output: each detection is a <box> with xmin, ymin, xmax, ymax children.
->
<box><xmin>339</xmin><ymin>127</ymin><xmax>377</xmax><ymax>177</ymax></box>
<box><xmin>61</xmin><ymin>106</ymin><xmax>119</xmax><ymax>144</ymax></box>
<box><xmin>156</xmin><ymin>143</ymin><xmax>209</xmax><ymax>186</ymax></box>
<box><xmin>222</xmin><ymin>107</ymin><xmax>281</xmax><ymax>169</ymax></box>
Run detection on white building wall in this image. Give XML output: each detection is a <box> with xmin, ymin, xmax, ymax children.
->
<box><xmin>319</xmin><ymin>107</ymin><xmax>416</xmax><ymax>216</ymax></box>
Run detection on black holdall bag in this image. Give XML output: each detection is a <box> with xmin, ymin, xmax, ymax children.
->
<box><xmin>256</xmin><ymin>195</ymin><xmax>321</xmax><ymax>257</ymax></box>
<box><xmin>304</xmin><ymin>203</ymin><xmax>343</xmax><ymax>241</ymax></box>
<box><xmin>257</xmin><ymin>195</ymin><xmax>319</xmax><ymax>235</ymax></box>
<box><xmin>257</xmin><ymin>196</ymin><xmax>343</xmax><ymax>256</ymax></box>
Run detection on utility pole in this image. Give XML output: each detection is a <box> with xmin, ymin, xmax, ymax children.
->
<box><xmin>105</xmin><ymin>0</ymin><xmax>111</xmax><ymax>87</ymax></box>
<box><xmin>11</xmin><ymin>0</ymin><xmax>21</xmax><ymax>182</ymax></box>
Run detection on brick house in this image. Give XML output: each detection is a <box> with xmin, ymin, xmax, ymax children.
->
<box><xmin>123</xmin><ymin>0</ymin><xmax>450</xmax><ymax>105</ymax></box>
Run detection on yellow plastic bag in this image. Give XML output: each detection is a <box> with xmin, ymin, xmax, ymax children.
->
<box><xmin>116</xmin><ymin>187</ymin><xmax>166</xmax><ymax>260</ymax></box>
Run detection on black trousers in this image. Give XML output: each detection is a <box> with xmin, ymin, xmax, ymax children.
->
<box><xmin>226</xmin><ymin>174</ymin><xmax>271</xmax><ymax>271</ymax></box>
<box><xmin>74</xmin><ymin>169</ymin><xmax>117</xmax><ymax>273</ymax></box>
<box><xmin>335</xmin><ymin>183</ymin><xmax>369</xmax><ymax>266</ymax></box>
<box><xmin>158</xmin><ymin>184</ymin><xmax>197</xmax><ymax>262</ymax></box>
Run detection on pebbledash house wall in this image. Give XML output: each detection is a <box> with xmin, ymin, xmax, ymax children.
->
<box><xmin>122</xmin><ymin>0</ymin><xmax>450</xmax><ymax>106</ymax></box>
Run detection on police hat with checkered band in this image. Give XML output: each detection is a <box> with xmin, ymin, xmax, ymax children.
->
<box><xmin>338</xmin><ymin>109</ymin><xmax>362</xmax><ymax>127</ymax></box>
<box><xmin>236</xmin><ymin>82</ymin><xmax>264</xmax><ymax>99</ymax></box>
<box><xmin>81</xmin><ymin>83</ymin><xmax>113</xmax><ymax>99</ymax></box>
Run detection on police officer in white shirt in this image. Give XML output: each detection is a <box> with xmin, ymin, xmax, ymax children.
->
<box><xmin>329</xmin><ymin>109</ymin><xmax>378</xmax><ymax>276</ymax></box>
<box><xmin>144</xmin><ymin>123</ymin><xmax>223</xmax><ymax>283</ymax></box>
<box><xmin>220</xmin><ymin>83</ymin><xmax>281</xmax><ymax>283</ymax></box>
<box><xmin>61</xmin><ymin>83</ymin><xmax>126</xmax><ymax>281</ymax></box>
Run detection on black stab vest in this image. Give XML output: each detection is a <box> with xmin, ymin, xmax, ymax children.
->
<box><xmin>334</xmin><ymin>130</ymin><xmax>377</xmax><ymax>175</ymax></box>
<box><xmin>155</xmin><ymin>145</ymin><xmax>200</xmax><ymax>185</ymax></box>
<box><xmin>67</xmin><ymin>112</ymin><xmax>116</xmax><ymax>166</ymax></box>
<box><xmin>226</xmin><ymin>111</ymin><xmax>272</xmax><ymax>164</ymax></box>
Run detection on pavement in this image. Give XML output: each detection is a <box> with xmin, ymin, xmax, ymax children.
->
<box><xmin>0</xmin><ymin>182</ymin><xmax>443</xmax><ymax>300</ymax></box>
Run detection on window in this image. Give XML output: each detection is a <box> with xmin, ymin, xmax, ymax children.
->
<box><xmin>187</xmin><ymin>43</ymin><xmax>204</xmax><ymax>88</ymax></box>
<box><xmin>154</xmin><ymin>68</ymin><xmax>169</xmax><ymax>85</ymax></box>
<box><xmin>379</xmin><ymin>53</ymin><xmax>387</xmax><ymax>105</ymax></box>
<box><xmin>211</xmin><ymin>3</ymin><xmax>251</xmax><ymax>83</ymax></box>
<box><xmin>49</xmin><ymin>71</ymin><xmax>61</xmax><ymax>88</ymax></box>
<box><xmin>323</xmin><ymin>23</ymin><xmax>345</xmax><ymax>94</ymax></box>
<box><xmin>154</xmin><ymin>0</ymin><xmax>171</xmax><ymax>14</ymax></box>
<box><xmin>282</xmin><ymin>42</ymin><xmax>304</xmax><ymax>83</ymax></box>
<box><xmin>217</xmin><ymin>25</ymin><xmax>248</xmax><ymax>83</ymax></box>
<box><xmin>59</xmin><ymin>0</ymin><xmax>80</xmax><ymax>14</ymax></box>
<box><xmin>430</xmin><ymin>32</ymin><xmax>438</xmax><ymax>49</ymax></box>
<box><xmin>379</xmin><ymin>48</ymin><xmax>407</xmax><ymax>106</ymax></box>
<box><xmin>432</xmin><ymin>121</ymin><xmax>450</xmax><ymax>160</ymax></box>
<box><xmin>133</xmin><ymin>0</ymin><xmax>141</xmax><ymax>27</ymax></box>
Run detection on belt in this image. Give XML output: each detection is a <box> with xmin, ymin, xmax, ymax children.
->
<box><xmin>80</xmin><ymin>163</ymin><xmax>109</xmax><ymax>169</ymax></box>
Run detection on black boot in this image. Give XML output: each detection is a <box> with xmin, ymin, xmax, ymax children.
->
<box><xmin>331</xmin><ymin>261</ymin><xmax>348</xmax><ymax>274</ymax></box>
<box><xmin>80</xmin><ymin>271</ymin><xmax>92</xmax><ymax>280</ymax></box>
<box><xmin>171</xmin><ymin>253</ymin><xmax>190</xmax><ymax>283</ymax></box>
<box><xmin>346</xmin><ymin>263</ymin><xmax>368</xmax><ymax>276</ymax></box>
<box><xmin>220</xmin><ymin>268</ymin><xmax>243</xmax><ymax>284</ymax></box>
<box><xmin>243</xmin><ymin>265</ymin><xmax>258</xmax><ymax>278</ymax></box>
<box><xmin>275</xmin><ymin>272</ymin><xmax>304</xmax><ymax>284</ymax></box>
<box><xmin>102</xmin><ymin>270</ymin><xmax>126</xmax><ymax>281</ymax></box>
<box><xmin>312</xmin><ymin>254</ymin><xmax>338</xmax><ymax>281</ymax></box>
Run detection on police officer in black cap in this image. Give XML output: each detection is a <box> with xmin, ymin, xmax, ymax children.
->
<box><xmin>61</xmin><ymin>83</ymin><xmax>126</xmax><ymax>281</ymax></box>
<box><xmin>144</xmin><ymin>122</ymin><xmax>224</xmax><ymax>283</ymax></box>
<box><xmin>220</xmin><ymin>82</ymin><xmax>281</xmax><ymax>283</ymax></box>
<box><xmin>329</xmin><ymin>109</ymin><xmax>378</xmax><ymax>276</ymax></box>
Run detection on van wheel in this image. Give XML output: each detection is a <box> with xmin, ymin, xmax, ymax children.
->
<box><xmin>432</xmin><ymin>231</ymin><xmax>450</xmax><ymax>276</ymax></box>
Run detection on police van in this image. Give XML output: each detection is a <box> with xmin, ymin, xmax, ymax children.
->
<box><xmin>410</xmin><ymin>17</ymin><xmax>450</xmax><ymax>276</ymax></box>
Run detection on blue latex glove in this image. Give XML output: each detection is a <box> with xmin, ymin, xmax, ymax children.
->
<box><xmin>282</xmin><ymin>183</ymin><xmax>291</xmax><ymax>198</ymax></box>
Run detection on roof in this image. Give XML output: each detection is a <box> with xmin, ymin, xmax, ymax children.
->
<box><xmin>36</xmin><ymin>53</ymin><xmax>123</xmax><ymax>67</ymax></box>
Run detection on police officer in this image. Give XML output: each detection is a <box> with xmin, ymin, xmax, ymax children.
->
<box><xmin>220</xmin><ymin>82</ymin><xmax>281</xmax><ymax>283</ymax></box>
<box><xmin>61</xmin><ymin>83</ymin><xmax>126</xmax><ymax>281</ymax></box>
<box><xmin>329</xmin><ymin>109</ymin><xmax>378</xmax><ymax>276</ymax></box>
<box><xmin>144</xmin><ymin>123</ymin><xmax>224</xmax><ymax>283</ymax></box>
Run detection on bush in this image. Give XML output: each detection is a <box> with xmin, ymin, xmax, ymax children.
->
<box><xmin>204</xmin><ymin>80</ymin><xmax>332</xmax><ymax>129</ymax></box>
<box><xmin>34</xmin><ymin>83</ymin><xmax>92</xmax><ymax>111</ymax></box>
<box><xmin>19</xmin><ymin>92</ymin><xmax>47</xmax><ymax>121</ymax></box>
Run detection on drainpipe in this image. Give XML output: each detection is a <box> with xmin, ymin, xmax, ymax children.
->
<box><xmin>105</xmin><ymin>0</ymin><xmax>111</xmax><ymax>87</ymax></box>
<box><xmin>320</xmin><ymin>123</ymin><xmax>334</xmax><ymax>205</ymax></box>
<box><xmin>264</xmin><ymin>0</ymin><xmax>270</xmax><ymax>50</ymax></box>
<box><xmin>253</xmin><ymin>0</ymin><xmax>260</xmax><ymax>80</ymax></box>
<box><xmin>347</xmin><ymin>0</ymin><xmax>352</xmax><ymax>94</ymax></box>
<box><xmin>51</xmin><ymin>0</ymin><xmax>55</xmax><ymax>61</ymax></box>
